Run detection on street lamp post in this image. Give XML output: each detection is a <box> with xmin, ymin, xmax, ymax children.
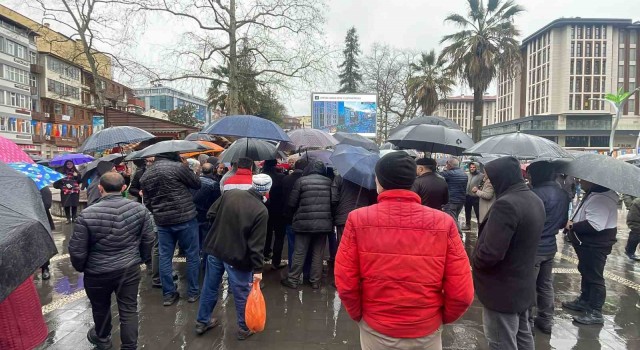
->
<box><xmin>590</xmin><ymin>87</ymin><xmax>640</xmax><ymax>156</ymax></box>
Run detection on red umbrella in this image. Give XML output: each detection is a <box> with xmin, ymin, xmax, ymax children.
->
<box><xmin>0</xmin><ymin>136</ymin><xmax>34</xmax><ymax>163</ymax></box>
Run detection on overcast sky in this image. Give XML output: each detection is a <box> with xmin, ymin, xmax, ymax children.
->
<box><xmin>11</xmin><ymin>0</ymin><xmax>640</xmax><ymax>116</ymax></box>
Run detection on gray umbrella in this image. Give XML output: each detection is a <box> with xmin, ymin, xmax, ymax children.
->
<box><xmin>135</xmin><ymin>140</ymin><xmax>211</xmax><ymax>159</ymax></box>
<box><xmin>464</xmin><ymin>132</ymin><xmax>572</xmax><ymax>160</ymax></box>
<box><xmin>389</xmin><ymin>116</ymin><xmax>461</xmax><ymax>135</ymax></box>
<box><xmin>387</xmin><ymin>124</ymin><xmax>474</xmax><ymax>156</ymax></box>
<box><xmin>277</xmin><ymin>129</ymin><xmax>338</xmax><ymax>152</ymax></box>
<box><xmin>78</xmin><ymin>126</ymin><xmax>155</xmax><ymax>153</ymax></box>
<box><xmin>555</xmin><ymin>153</ymin><xmax>640</xmax><ymax>197</ymax></box>
<box><xmin>220</xmin><ymin>138</ymin><xmax>278</xmax><ymax>163</ymax></box>
<box><xmin>333</xmin><ymin>132</ymin><xmax>379</xmax><ymax>152</ymax></box>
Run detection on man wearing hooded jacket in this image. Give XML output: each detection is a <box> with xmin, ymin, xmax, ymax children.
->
<box><xmin>472</xmin><ymin>156</ymin><xmax>545</xmax><ymax>350</ymax></box>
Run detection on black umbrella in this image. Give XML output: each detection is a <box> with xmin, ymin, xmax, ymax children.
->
<box><xmin>389</xmin><ymin>116</ymin><xmax>461</xmax><ymax>135</ymax></box>
<box><xmin>333</xmin><ymin>132</ymin><xmax>379</xmax><ymax>153</ymax></box>
<box><xmin>463</xmin><ymin>132</ymin><xmax>572</xmax><ymax>160</ymax></box>
<box><xmin>202</xmin><ymin>115</ymin><xmax>290</xmax><ymax>142</ymax></box>
<box><xmin>387</xmin><ymin>124</ymin><xmax>474</xmax><ymax>156</ymax></box>
<box><xmin>555</xmin><ymin>153</ymin><xmax>640</xmax><ymax>197</ymax></box>
<box><xmin>78</xmin><ymin>126</ymin><xmax>155</xmax><ymax>153</ymax></box>
<box><xmin>0</xmin><ymin>162</ymin><xmax>57</xmax><ymax>302</ymax></box>
<box><xmin>135</xmin><ymin>140</ymin><xmax>212</xmax><ymax>159</ymax></box>
<box><xmin>278</xmin><ymin>129</ymin><xmax>338</xmax><ymax>152</ymax></box>
<box><xmin>185</xmin><ymin>132</ymin><xmax>216</xmax><ymax>141</ymax></box>
<box><xmin>220</xmin><ymin>138</ymin><xmax>278</xmax><ymax>163</ymax></box>
<box><xmin>80</xmin><ymin>153</ymin><xmax>124</xmax><ymax>177</ymax></box>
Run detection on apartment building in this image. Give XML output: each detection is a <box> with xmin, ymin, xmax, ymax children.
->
<box><xmin>0</xmin><ymin>16</ymin><xmax>37</xmax><ymax>150</ymax></box>
<box><xmin>490</xmin><ymin>18</ymin><xmax>640</xmax><ymax>153</ymax></box>
<box><xmin>133</xmin><ymin>86</ymin><xmax>211</xmax><ymax>124</ymax></box>
<box><xmin>433</xmin><ymin>95</ymin><xmax>497</xmax><ymax>134</ymax></box>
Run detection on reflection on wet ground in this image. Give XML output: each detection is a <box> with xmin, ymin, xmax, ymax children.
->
<box><xmin>34</xmin><ymin>210</ymin><xmax>640</xmax><ymax>349</ymax></box>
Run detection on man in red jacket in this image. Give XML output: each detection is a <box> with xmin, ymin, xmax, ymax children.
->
<box><xmin>335</xmin><ymin>152</ymin><xmax>474</xmax><ymax>349</ymax></box>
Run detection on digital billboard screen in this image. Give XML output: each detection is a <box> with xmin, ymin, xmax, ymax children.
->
<box><xmin>311</xmin><ymin>93</ymin><xmax>377</xmax><ymax>137</ymax></box>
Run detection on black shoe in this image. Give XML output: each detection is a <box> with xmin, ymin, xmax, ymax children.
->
<box><xmin>195</xmin><ymin>318</ymin><xmax>220</xmax><ymax>335</ymax></box>
<box><xmin>562</xmin><ymin>298</ymin><xmax>589</xmax><ymax>312</ymax></box>
<box><xmin>573</xmin><ymin>310</ymin><xmax>604</xmax><ymax>325</ymax></box>
<box><xmin>41</xmin><ymin>267</ymin><xmax>51</xmax><ymax>280</ymax></box>
<box><xmin>626</xmin><ymin>253</ymin><xmax>640</xmax><ymax>261</ymax></box>
<box><xmin>87</xmin><ymin>327</ymin><xmax>113</xmax><ymax>350</ymax></box>
<box><xmin>462</xmin><ymin>224</ymin><xmax>471</xmax><ymax>231</ymax></box>
<box><xmin>280</xmin><ymin>279</ymin><xmax>298</xmax><ymax>290</ymax></box>
<box><xmin>173</xmin><ymin>272</ymin><xmax>179</xmax><ymax>281</ymax></box>
<box><xmin>272</xmin><ymin>263</ymin><xmax>286</xmax><ymax>270</ymax></box>
<box><xmin>152</xmin><ymin>278</ymin><xmax>162</xmax><ymax>288</ymax></box>
<box><xmin>311</xmin><ymin>282</ymin><xmax>320</xmax><ymax>290</ymax></box>
<box><xmin>163</xmin><ymin>292</ymin><xmax>180</xmax><ymax>306</ymax></box>
<box><xmin>237</xmin><ymin>328</ymin><xmax>254</xmax><ymax>340</ymax></box>
<box><xmin>187</xmin><ymin>294</ymin><xmax>200</xmax><ymax>303</ymax></box>
<box><xmin>534</xmin><ymin>318</ymin><xmax>552</xmax><ymax>334</ymax></box>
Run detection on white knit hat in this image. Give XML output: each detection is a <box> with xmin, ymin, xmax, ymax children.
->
<box><xmin>252</xmin><ymin>174</ymin><xmax>272</xmax><ymax>193</ymax></box>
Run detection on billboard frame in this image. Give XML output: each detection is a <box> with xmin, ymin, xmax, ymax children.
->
<box><xmin>310</xmin><ymin>92</ymin><xmax>378</xmax><ymax>138</ymax></box>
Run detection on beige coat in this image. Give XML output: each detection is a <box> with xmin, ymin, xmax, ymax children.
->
<box><xmin>476</xmin><ymin>178</ymin><xmax>496</xmax><ymax>223</ymax></box>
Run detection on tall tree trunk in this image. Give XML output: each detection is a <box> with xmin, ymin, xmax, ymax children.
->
<box><xmin>472</xmin><ymin>89</ymin><xmax>483</xmax><ymax>142</ymax></box>
<box><xmin>227</xmin><ymin>0</ymin><xmax>239</xmax><ymax>115</ymax></box>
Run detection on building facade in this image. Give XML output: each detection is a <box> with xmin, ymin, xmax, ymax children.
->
<box><xmin>491</xmin><ymin>18</ymin><xmax>640</xmax><ymax>153</ymax></box>
<box><xmin>433</xmin><ymin>95</ymin><xmax>497</xmax><ymax>134</ymax></box>
<box><xmin>133</xmin><ymin>86</ymin><xmax>211</xmax><ymax>124</ymax></box>
<box><xmin>0</xmin><ymin>16</ymin><xmax>37</xmax><ymax>150</ymax></box>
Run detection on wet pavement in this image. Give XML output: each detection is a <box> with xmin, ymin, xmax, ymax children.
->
<box><xmin>33</xmin><ymin>209</ymin><xmax>640</xmax><ymax>349</ymax></box>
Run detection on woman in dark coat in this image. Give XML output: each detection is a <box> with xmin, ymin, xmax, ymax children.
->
<box><xmin>53</xmin><ymin>160</ymin><xmax>81</xmax><ymax>223</ymax></box>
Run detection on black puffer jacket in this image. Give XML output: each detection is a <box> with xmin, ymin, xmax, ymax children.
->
<box><xmin>331</xmin><ymin>175</ymin><xmax>377</xmax><ymax>226</ymax></box>
<box><xmin>140</xmin><ymin>157</ymin><xmax>201</xmax><ymax>226</ymax></box>
<box><xmin>69</xmin><ymin>194</ymin><xmax>155</xmax><ymax>275</ymax></box>
<box><xmin>288</xmin><ymin>161</ymin><xmax>334</xmax><ymax>234</ymax></box>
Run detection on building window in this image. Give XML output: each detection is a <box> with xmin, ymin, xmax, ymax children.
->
<box><xmin>30</xmin><ymin>51</ymin><xmax>37</xmax><ymax>64</ymax></box>
<box><xmin>595</xmin><ymin>27</ymin><xmax>601</xmax><ymax>39</ymax></box>
<box><xmin>576</xmin><ymin>60</ymin><xmax>583</xmax><ymax>74</ymax></box>
<box><xmin>586</xmin><ymin>27</ymin><xmax>592</xmax><ymax>39</ymax></box>
<box><xmin>619</xmin><ymin>47</ymin><xmax>627</xmax><ymax>61</ymax></box>
<box><xmin>631</xmin><ymin>31</ymin><xmax>638</xmax><ymax>45</ymax></box>
<box><xmin>54</xmin><ymin>103</ymin><xmax>62</xmax><ymax>115</ymax></box>
<box><xmin>3</xmin><ymin>65</ymin><xmax>29</xmax><ymax>85</ymax></box>
<box><xmin>577</xmin><ymin>26</ymin><xmax>583</xmax><ymax>39</ymax></box>
<box><xmin>631</xmin><ymin>65</ymin><xmax>637</xmax><ymax>79</ymax></box>
<box><xmin>46</xmin><ymin>56</ymin><xmax>80</xmax><ymax>80</ymax></box>
<box><xmin>566</xmin><ymin>136</ymin><xmax>589</xmax><ymax>147</ymax></box>
<box><xmin>571</xmin><ymin>27</ymin><xmax>575</xmax><ymax>39</ymax></box>
<box><xmin>590</xmin><ymin>136</ymin><xmax>609</xmax><ymax>147</ymax></box>
<box><xmin>619</xmin><ymin>65</ymin><xmax>625</xmax><ymax>79</ymax></box>
<box><xmin>577</xmin><ymin>42</ymin><xmax>582</xmax><ymax>56</ymax></box>
<box><xmin>586</xmin><ymin>43</ymin><xmax>592</xmax><ymax>56</ymax></box>
<box><xmin>620</xmin><ymin>30</ymin><xmax>626</xmax><ymax>43</ymax></box>
<box><xmin>595</xmin><ymin>43</ymin><xmax>601</xmax><ymax>57</ymax></box>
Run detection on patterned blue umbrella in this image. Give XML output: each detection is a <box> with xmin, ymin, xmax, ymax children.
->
<box><xmin>49</xmin><ymin>153</ymin><xmax>94</xmax><ymax>166</ymax></box>
<box><xmin>8</xmin><ymin>162</ymin><xmax>64</xmax><ymax>190</ymax></box>
<box><xmin>78</xmin><ymin>126</ymin><xmax>155</xmax><ymax>153</ymax></box>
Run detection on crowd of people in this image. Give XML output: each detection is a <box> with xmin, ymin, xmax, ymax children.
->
<box><xmin>32</xmin><ymin>149</ymin><xmax>636</xmax><ymax>350</ymax></box>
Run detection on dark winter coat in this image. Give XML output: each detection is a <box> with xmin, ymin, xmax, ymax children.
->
<box><xmin>204</xmin><ymin>188</ymin><xmax>268</xmax><ymax>273</ymax></box>
<box><xmin>626</xmin><ymin>197</ymin><xmax>640</xmax><ymax>233</ymax></box>
<box><xmin>128</xmin><ymin>166</ymin><xmax>145</xmax><ymax>203</ymax></box>
<box><xmin>40</xmin><ymin>187</ymin><xmax>55</xmax><ymax>231</ymax></box>
<box><xmin>53</xmin><ymin>170</ymin><xmax>80</xmax><ymax>207</ymax></box>
<box><xmin>140</xmin><ymin>157</ymin><xmax>201</xmax><ymax>226</ymax></box>
<box><xmin>288</xmin><ymin>161</ymin><xmax>334</xmax><ymax>234</ymax></box>
<box><xmin>69</xmin><ymin>194</ymin><xmax>155</xmax><ymax>275</ymax></box>
<box><xmin>472</xmin><ymin>157</ymin><xmax>545</xmax><ymax>313</ymax></box>
<box><xmin>411</xmin><ymin>172</ymin><xmax>449</xmax><ymax>210</ymax></box>
<box><xmin>532</xmin><ymin>181</ymin><xmax>570</xmax><ymax>256</ymax></box>
<box><xmin>331</xmin><ymin>175</ymin><xmax>377</xmax><ymax>226</ymax></box>
<box><xmin>192</xmin><ymin>176</ymin><xmax>221</xmax><ymax>223</ymax></box>
<box><xmin>440</xmin><ymin>167</ymin><xmax>468</xmax><ymax>204</ymax></box>
<box><xmin>262</xmin><ymin>167</ymin><xmax>286</xmax><ymax>217</ymax></box>
<box><xmin>282</xmin><ymin>169</ymin><xmax>304</xmax><ymax>224</ymax></box>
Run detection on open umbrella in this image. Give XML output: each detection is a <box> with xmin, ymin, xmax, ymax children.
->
<box><xmin>49</xmin><ymin>153</ymin><xmax>94</xmax><ymax>167</ymax></box>
<box><xmin>302</xmin><ymin>149</ymin><xmax>333</xmax><ymax>166</ymax></box>
<box><xmin>78</xmin><ymin>126</ymin><xmax>155</xmax><ymax>153</ymax></box>
<box><xmin>278</xmin><ymin>129</ymin><xmax>338</xmax><ymax>152</ymax></box>
<box><xmin>80</xmin><ymin>153</ymin><xmax>124</xmax><ymax>178</ymax></box>
<box><xmin>387</xmin><ymin>124</ymin><xmax>474</xmax><ymax>156</ymax></box>
<box><xmin>7</xmin><ymin>162</ymin><xmax>64</xmax><ymax>190</ymax></box>
<box><xmin>0</xmin><ymin>136</ymin><xmax>34</xmax><ymax>163</ymax></box>
<box><xmin>555</xmin><ymin>153</ymin><xmax>640</xmax><ymax>197</ymax></box>
<box><xmin>0</xmin><ymin>162</ymin><xmax>57</xmax><ymax>302</ymax></box>
<box><xmin>330</xmin><ymin>144</ymin><xmax>380</xmax><ymax>190</ymax></box>
<box><xmin>389</xmin><ymin>116</ymin><xmax>461</xmax><ymax>135</ymax></box>
<box><xmin>181</xmin><ymin>141</ymin><xmax>225</xmax><ymax>158</ymax></box>
<box><xmin>220</xmin><ymin>138</ymin><xmax>278</xmax><ymax>163</ymax></box>
<box><xmin>134</xmin><ymin>140</ymin><xmax>212</xmax><ymax>159</ymax></box>
<box><xmin>333</xmin><ymin>132</ymin><xmax>379</xmax><ymax>152</ymax></box>
<box><xmin>464</xmin><ymin>132</ymin><xmax>572</xmax><ymax>160</ymax></box>
<box><xmin>185</xmin><ymin>132</ymin><xmax>216</xmax><ymax>141</ymax></box>
<box><xmin>202</xmin><ymin>115</ymin><xmax>290</xmax><ymax>142</ymax></box>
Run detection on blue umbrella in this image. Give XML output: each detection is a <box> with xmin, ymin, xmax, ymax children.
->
<box><xmin>330</xmin><ymin>144</ymin><xmax>380</xmax><ymax>190</ymax></box>
<box><xmin>49</xmin><ymin>153</ymin><xmax>94</xmax><ymax>167</ymax></box>
<box><xmin>202</xmin><ymin>115</ymin><xmax>290</xmax><ymax>142</ymax></box>
<box><xmin>8</xmin><ymin>162</ymin><xmax>64</xmax><ymax>190</ymax></box>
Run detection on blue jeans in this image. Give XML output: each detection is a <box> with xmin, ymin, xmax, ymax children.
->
<box><xmin>196</xmin><ymin>256</ymin><xmax>252</xmax><ymax>331</ymax></box>
<box><xmin>157</xmin><ymin>218</ymin><xmax>200</xmax><ymax>298</ymax></box>
<box><xmin>285</xmin><ymin>224</ymin><xmax>311</xmax><ymax>279</ymax></box>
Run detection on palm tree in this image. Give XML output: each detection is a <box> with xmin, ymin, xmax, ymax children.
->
<box><xmin>408</xmin><ymin>50</ymin><xmax>455</xmax><ymax>116</ymax></box>
<box><xmin>441</xmin><ymin>0</ymin><xmax>524</xmax><ymax>141</ymax></box>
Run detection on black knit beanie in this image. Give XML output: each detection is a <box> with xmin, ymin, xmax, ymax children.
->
<box><xmin>375</xmin><ymin>152</ymin><xmax>417</xmax><ymax>190</ymax></box>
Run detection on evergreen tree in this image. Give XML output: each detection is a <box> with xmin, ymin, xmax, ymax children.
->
<box><xmin>167</xmin><ymin>105</ymin><xmax>199</xmax><ymax>127</ymax></box>
<box><xmin>338</xmin><ymin>27</ymin><xmax>363</xmax><ymax>93</ymax></box>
